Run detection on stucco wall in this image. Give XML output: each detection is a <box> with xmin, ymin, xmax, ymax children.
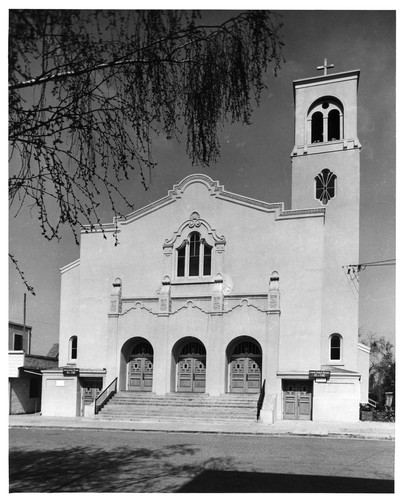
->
<box><xmin>59</xmin><ymin>261</ymin><xmax>80</xmax><ymax>366</ymax></box>
<box><xmin>68</xmin><ymin>178</ymin><xmax>326</xmax><ymax>377</ymax></box>
<box><xmin>357</xmin><ymin>343</ymin><xmax>370</xmax><ymax>403</ymax></box>
<box><xmin>9</xmin><ymin>352</ymin><xmax>24</xmax><ymax>377</ymax></box>
<box><xmin>41</xmin><ymin>371</ymin><xmax>80</xmax><ymax>417</ymax></box>
<box><xmin>9</xmin><ymin>376</ymin><xmax>41</xmax><ymax>414</ymax></box>
<box><xmin>312</xmin><ymin>377</ymin><xmax>360</xmax><ymax>422</ymax></box>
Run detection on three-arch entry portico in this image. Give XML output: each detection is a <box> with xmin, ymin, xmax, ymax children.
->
<box><xmin>41</xmin><ymin>64</ymin><xmax>370</xmax><ymax>424</ymax></box>
<box><xmin>120</xmin><ymin>336</ymin><xmax>264</xmax><ymax>396</ymax></box>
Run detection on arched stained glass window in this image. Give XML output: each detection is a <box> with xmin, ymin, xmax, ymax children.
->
<box><xmin>69</xmin><ymin>336</ymin><xmax>77</xmax><ymax>360</ymax></box>
<box><xmin>176</xmin><ymin>232</ymin><xmax>212</xmax><ymax>278</ymax></box>
<box><xmin>315</xmin><ymin>169</ymin><xmax>337</xmax><ymax>205</ymax></box>
<box><xmin>203</xmin><ymin>243</ymin><xmax>212</xmax><ymax>276</ymax></box>
<box><xmin>177</xmin><ymin>244</ymin><xmax>186</xmax><ymax>277</ymax></box>
<box><xmin>189</xmin><ymin>232</ymin><xmax>201</xmax><ymax>276</ymax></box>
<box><xmin>330</xmin><ymin>334</ymin><xmax>342</xmax><ymax>361</ymax></box>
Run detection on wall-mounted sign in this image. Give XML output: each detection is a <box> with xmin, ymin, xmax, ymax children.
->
<box><xmin>63</xmin><ymin>368</ymin><xmax>79</xmax><ymax>376</ymax></box>
<box><xmin>309</xmin><ymin>370</ymin><xmax>330</xmax><ymax>380</ymax></box>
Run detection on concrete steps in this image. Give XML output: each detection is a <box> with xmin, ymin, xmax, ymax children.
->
<box><xmin>96</xmin><ymin>391</ymin><xmax>259</xmax><ymax>423</ymax></box>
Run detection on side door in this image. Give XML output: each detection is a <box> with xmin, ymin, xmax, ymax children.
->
<box><xmin>296</xmin><ymin>383</ymin><xmax>312</xmax><ymax>420</ymax></box>
<box><xmin>283</xmin><ymin>382</ymin><xmax>298</xmax><ymax>419</ymax></box>
<box><xmin>283</xmin><ymin>381</ymin><xmax>313</xmax><ymax>420</ymax></box>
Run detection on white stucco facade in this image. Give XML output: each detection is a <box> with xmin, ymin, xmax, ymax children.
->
<box><xmin>42</xmin><ymin>68</ymin><xmax>369</xmax><ymax>423</ymax></box>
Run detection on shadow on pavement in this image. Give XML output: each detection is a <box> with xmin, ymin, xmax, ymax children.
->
<box><xmin>177</xmin><ymin>470</ymin><xmax>394</xmax><ymax>493</ymax></box>
<box><xmin>9</xmin><ymin>443</ymin><xmax>394</xmax><ymax>493</ymax></box>
<box><xmin>9</xmin><ymin>444</ymin><xmax>231</xmax><ymax>493</ymax></box>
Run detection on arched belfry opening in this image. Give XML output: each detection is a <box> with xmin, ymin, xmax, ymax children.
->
<box><xmin>311</xmin><ymin>111</ymin><xmax>323</xmax><ymax>142</ymax></box>
<box><xmin>328</xmin><ymin>109</ymin><xmax>340</xmax><ymax>141</ymax></box>
<box><xmin>308</xmin><ymin>97</ymin><xmax>343</xmax><ymax>144</ymax></box>
<box><xmin>226</xmin><ymin>336</ymin><xmax>262</xmax><ymax>393</ymax></box>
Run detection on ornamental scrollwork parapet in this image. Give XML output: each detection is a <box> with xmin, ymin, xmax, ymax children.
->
<box><xmin>163</xmin><ymin>212</ymin><xmax>226</xmax><ymax>249</ymax></box>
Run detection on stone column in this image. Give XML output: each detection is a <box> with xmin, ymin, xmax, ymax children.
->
<box><xmin>158</xmin><ymin>275</ymin><xmax>172</xmax><ymax>314</ymax></box>
<box><xmin>155</xmin><ymin>275</ymin><xmax>172</xmax><ymax>394</ymax></box>
<box><xmin>107</xmin><ymin>278</ymin><xmax>122</xmax><ymax>388</ymax></box>
<box><xmin>261</xmin><ymin>271</ymin><xmax>282</xmax><ymax>424</ymax></box>
<box><xmin>109</xmin><ymin>278</ymin><xmax>122</xmax><ymax>315</ymax></box>
<box><xmin>205</xmin><ymin>273</ymin><xmax>226</xmax><ymax>395</ymax></box>
<box><xmin>211</xmin><ymin>273</ymin><xmax>224</xmax><ymax>313</ymax></box>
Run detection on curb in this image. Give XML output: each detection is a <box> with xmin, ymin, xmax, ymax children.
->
<box><xmin>8</xmin><ymin>423</ymin><xmax>395</xmax><ymax>441</ymax></box>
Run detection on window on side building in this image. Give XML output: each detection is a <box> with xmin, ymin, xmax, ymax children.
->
<box><xmin>14</xmin><ymin>334</ymin><xmax>23</xmax><ymax>350</ymax></box>
<box><xmin>29</xmin><ymin>377</ymin><xmax>42</xmax><ymax>398</ymax></box>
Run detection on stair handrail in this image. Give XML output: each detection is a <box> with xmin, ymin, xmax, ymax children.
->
<box><xmin>256</xmin><ymin>379</ymin><xmax>266</xmax><ymax>420</ymax></box>
<box><xmin>95</xmin><ymin>377</ymin><xmax>117</xmax><ymax>415</ymax></box>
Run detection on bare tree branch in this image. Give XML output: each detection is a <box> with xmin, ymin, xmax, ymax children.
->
<box><xmin>9</xmin><ymin>10</ymin><xmax>284</xmax><ymax>292</ymax></box>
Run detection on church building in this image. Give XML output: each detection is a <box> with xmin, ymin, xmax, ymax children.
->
<box><xmin>42</xmin><ymin>66</ymin><xmax>370</xmax><ymax>423</ymax></box>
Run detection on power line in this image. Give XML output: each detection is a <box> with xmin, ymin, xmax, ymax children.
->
<box><xmin>357</xmin><ymin>259</ymin><xmax>395</xmax><ymax>266</ymax></box>
<box><xmin>343</xmin><ymin>259</ymin><xmax>395</xmax><ymax>273</ymax></box>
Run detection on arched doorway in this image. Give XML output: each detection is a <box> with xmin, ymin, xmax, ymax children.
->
<box><xmin>173</xmin><ymin>338</ymin><xmax>206</xmax><ymax>393</ymax></box>
<box><xmin>126</xmin><ymin>339</ymin><xmax>154</xmax><ymax>392</ymax></box>
<box><xmin>227</xmin><ymin>337</ymin><xmax>262</xmax><ymax>393</ymax></box>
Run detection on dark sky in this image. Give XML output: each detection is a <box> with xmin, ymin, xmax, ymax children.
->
<box><xmin>8</xmin><ymin>9</ymin><xmax>396</xmax><ymax>354</ymax></box>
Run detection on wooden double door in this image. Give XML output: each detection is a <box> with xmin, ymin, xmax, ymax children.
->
<box><xmin>283</xmin><ymin>380</ymin><xmax>313</xmax><ymax>420</ymax></box>
<box><xmin>177</xmin><ymin>356</ymin><xmax>206</xmax><ymax>392</ymax></box>
<box><xmin>230</xmin><ymin>356</ymin><xmax>261</xmax><ymax>393</ymax></box>
<box><xmin>128</xmin><ymin>355</ymin><xmax>153</xmax><ymax>392</ymax></box>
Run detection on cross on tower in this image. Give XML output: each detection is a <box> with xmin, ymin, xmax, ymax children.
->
<box><xmin>317</xmin><ymin>58</ymin><xmax>334</xmax><ymax>75</ymax></box>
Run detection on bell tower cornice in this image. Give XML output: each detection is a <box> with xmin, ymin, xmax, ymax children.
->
<box><xmin>293</xmin><ymin>69</ymin><xmax>360</xmax><ymax>92</ymax></box>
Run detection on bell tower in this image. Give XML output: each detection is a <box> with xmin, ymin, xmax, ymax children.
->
<box><xmin>290</xmin><ymin>62</ymin><xmax>361</xmax><ymax>371</ymax></box>
<box><xmin>291</xmin><ymin>61</ymin><xmax>361</xmax><ymax>211</ymax></box>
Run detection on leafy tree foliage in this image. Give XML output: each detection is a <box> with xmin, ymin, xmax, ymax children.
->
<box><xmin>9</xmin><ymin>10</ymin><xmax>284</xmax><ymax>287</ymax></box>
<box><xmin>360</xmin><ymin>332</ymin><xmax>395</xmax><ymax>405</ymax></box>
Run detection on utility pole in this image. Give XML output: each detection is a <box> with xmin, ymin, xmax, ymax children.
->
<box><xmin>23</xmin><ymin>293</ymin><xmax>31</xmax><ymax>354</ymax></box>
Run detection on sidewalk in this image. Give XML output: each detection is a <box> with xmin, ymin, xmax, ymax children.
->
<box><xmin>9</xmin><ymin>413</ymin><xmax>395</xmax><ymax>440</ymax></box>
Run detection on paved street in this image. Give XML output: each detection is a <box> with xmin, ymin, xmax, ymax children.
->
<box><xmin>9</xmin><ymin>428</ymin><xmax>394</xmax><ymax>493</ymax></box>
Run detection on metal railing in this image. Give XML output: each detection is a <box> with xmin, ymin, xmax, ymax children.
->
<box><xmin>256</xmin><ymin>379</ymin><xmax>266</xmax><ymax>420</ymax></box>
<box><xmin>94</xmin><ymin>377</ymin><xmax>117</xmax><ymax>415</ymax></box>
